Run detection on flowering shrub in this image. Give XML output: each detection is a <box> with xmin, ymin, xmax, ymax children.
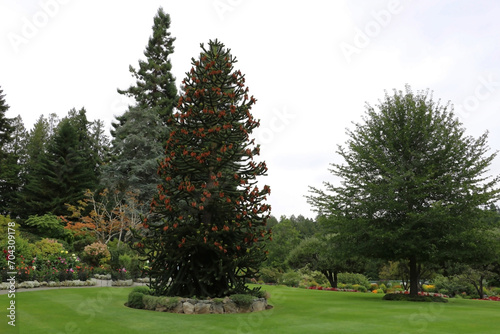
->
<box><xmin>475</xmin><ymin>296</ymin><xmax>500</xmax><ymax>301</ymax></box>
<box><xmin>308</xmin><ymin>286</ymin><xmax>358</xmax><ymax>292</ymax></box>
<box><xmin>112</xmin><ymin>267</ymin><xmax>131</xmax><ymax>280</ymax></box>
<box><xmin>7</xmin><ymin>252</ymin><xmax>94</xmax><ymax>283</ymax></box>
<box><xmin>16</xmin><ymin>255</ymin><xmax>36</xmax><ymax>281</ymax></box>
<box><xmin>83</xmin><ymin>242</ymin><xmax>111</xmax><ymax>267</ymax></box>
<box><xmin>422</xmin><ymin>284</ymin><xmax>436</xmax><ymax>292</ymax></box>
<box><xmin>393</xmin><ymin>290</ymin><xmax>448</xmax><ymax>298</ymax></box>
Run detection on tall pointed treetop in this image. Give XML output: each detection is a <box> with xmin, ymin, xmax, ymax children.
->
<box><xmin>117</xmin><ymin>7</ymin><xmax>177</xmax><ymax>122</ymax></box>
<box><xmin>0</xmin><ymin>86</ymin><xmax>13</xmax><ymax>147</ymax></box>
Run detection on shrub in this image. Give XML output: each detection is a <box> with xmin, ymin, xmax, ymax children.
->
<box><xmin>379</xmin><ymin>283</ymin><xmax>387</xmax><ymax>293</ymax></box>
<box><xmin>111</xmin><ymin>267</ymin><xmax>131</xmax><ymax>280</ymax></box>
<box><xmin>310</xmin><ymin>270</ymin><xmax>329</xmax><ymax>286</ymax></box>
<box><xmin>83</xmin><ymin>242</ymin><xmax>111</xmax><ymax>267</ymax></box>
<box><xmin>250</xmin><ymin>288</ymin><xmax>267</xmax><ymax>299</ymax></box>
<box><xmin>383</xmin><ymin>293</ymin><xmax>448</xmax><ymax>303</ymax></box>
<box><xmin>230</xmin><ymin>294</ymin><xmax>255</xmax><ymax>307</ymax></box>
<box><xmin>158</xmin><ymin>297</ymin><xmax>180</xmax><ymax>309</ymax></box>
<box><xmin>281</xmin><ymin>270</ymin><xmax>301</xmax><ymax>287</ymax></box>
<box><xmin>143</xmin><ymin>295</ymin><xmax>159</xmax><ymax>310</ymax></box>
<box><xmin>338</xmin><ymin>273</ymin><xmax>371</xmax><ymax>289</ymax></box>
<box><xmin>432</xmin><ymin>274</ymin><xmax>476</xmax><ymax>297</ymax></box>
<box><xmin>132</xmin><ymin>286</ymin><xmax>152</xmax><ymax>295</ymax></box>
<box><xmin>128</xmin><ymin>292</ymin><xmax>146</xmax><ymax>309</ymax></box>
<box><xmin>422</xmin><ymin>284</ymin><xmax>436</xmax><ymax>292</ymax></box>
<box><xmin>76</xmin><ymin>265</ymin><xmax>93</xmax><ymax>281</ymax></box>
<box><xmin>24</xmin><ymin>214</ymin><xmax>69</xmax><ymax>239</ymax></box>
<box><xmin>32</xmin><ymin>238</ymin><xmax>65</xmax><ymax>258</ymax></box>
<box><xmin>353</xmin><ymin>284</ymin><xmax>367</xmax><ymax>293</ymax></box>
<box><xmin>259</xmin><ymin>267</ymin><xmax>282</xmax><ymax>284</ymax></box>
<box><xmin>126</xmin><ymin>286</ymin><xmax>152</xmax><ymax>309</ymax></box>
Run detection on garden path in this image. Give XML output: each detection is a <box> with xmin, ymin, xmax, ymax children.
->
<box><xmin>0</xmin><ymin>280</ymin><xmax>147</xmax><ymax>295</ymax></box>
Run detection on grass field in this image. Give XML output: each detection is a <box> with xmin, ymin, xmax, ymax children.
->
<box><xmin>1</xmin><ymin>285</ymin><xmax>500</xmax><ymax>334</ymax></box>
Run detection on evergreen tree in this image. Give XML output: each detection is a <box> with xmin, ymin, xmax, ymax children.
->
<box><xmin>66</xmin><ymin>108</ymin><xmax>103</xmax><ymax>184</ymax></box>
<box><xmin>102</xmin><ymin>106</ymin><xmax>164</xmax><ymax>208</ymax></box>
<box><xmin>308</xmin><ymin>85</ymin><xmax>500</xmax><ymax>296</ymax></box>
<box><xmin>132</xmin><ymin>40</ymin><xmax>271</xmax><ymax>298</ymax></box>
<box><xmin>109</xmin><ymin>8</ymin><xmax>177</xmax><ymax>210</ymax></box>
<box><xmin>0</xmin><ymin>87</ymin><xmax>13</xmax><ymax>147</ymax></box>
<box><xmin>19</xmin><ymin>115</ymin><xmax>56</xmax><ymax>217</ymax></box>
<box><xmin>20</xmin><ymin>116</ymin><xmax>52</xmax><ymax>217</ymax></box>
<box><xmin>41</xmin><ymin>118</ymin><xmax>97</xmax><ymax>215</ymax></box>
<box><xmin>1</xmin><ymin>116</ymin><xmax>27</xmax><ymax>216</ymax></box>
<box><xmin>22</xmin><ymin>115</ymin><xmax>98</xmax><ymax>217</ymax></box>
<box><xmin>117</xmin><ymin>7</ymin><xmax>177</xmax><ymax>124</ymax></box>
<box><xmin>0</xmin><ymin>87</ymin><xmax>15</xmax><ymax>215</ymax></box>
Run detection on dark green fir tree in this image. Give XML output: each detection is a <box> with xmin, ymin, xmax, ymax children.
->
<box><xmin>0</xmin><ymin>86</ymin><xmax>16</xmax><ymax>215</ymax></box>
<box><xmin>117</xmin><ymin>7</ymin><xmax>178</xmax><ymax>124</ymax></box>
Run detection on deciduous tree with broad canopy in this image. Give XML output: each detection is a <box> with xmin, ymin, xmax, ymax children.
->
<box><xmin>132</xmin><ymin>39</ymin><xmax>271</xmax><ymax>298</ymax></box>
<box><xmin>308</xmin><ymin>85</ymin><xmax>499</xmax><ymax>296</ymax></box>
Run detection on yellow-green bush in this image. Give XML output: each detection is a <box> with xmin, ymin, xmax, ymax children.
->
<box><xmin>32</xmin><ymin>238</ymin><xmax>64</xmax><ymax>257</ymax></box>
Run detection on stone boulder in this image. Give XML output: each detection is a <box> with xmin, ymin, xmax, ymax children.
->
<box><xmin>194</xmin><ymin>302</ymin><xmax>211</xmax><ymax>314</ymax></box>
<box><xmin>182</xmin><ymin>302</ymin><xmax>195</xmax><ymax>314</ymax></box>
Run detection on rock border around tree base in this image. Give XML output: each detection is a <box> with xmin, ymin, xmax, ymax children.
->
<box><xmin>128</xmin><ymin>296</ymin><xmax>272</xmax><ymax>314</ymax></box>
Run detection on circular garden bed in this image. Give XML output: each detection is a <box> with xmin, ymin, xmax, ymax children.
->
<box><xmin>127</xmin><ymin>287</ymin><xmax>272</xmax><ymax>314</ymax></box>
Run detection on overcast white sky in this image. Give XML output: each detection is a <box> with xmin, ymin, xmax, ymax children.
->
<box><xmin>1</xmin><ymin>0</ymin><xmax>500</xmax><ymax>219</ymax></box>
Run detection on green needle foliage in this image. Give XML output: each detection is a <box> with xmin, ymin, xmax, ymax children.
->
<box><xmin>308</xmin><ymin>85</ymin><xmax>500</xmax><ymax>296</ymax></box>
<box><xmin>0</xmin><ymin>86</ymin><xmax>16</xmax><ymax>215</ymax></box>
<box><xmin>109</xmin><ymin>8</ymin><xmax>178</xmax><ymax>208</ymax></box>
<box><xmin>117</xmin><ymin>7</ymin><xmax>177</xmax><ymax>124</ymax></box>
<box><xmin>132</xmin><ymin>39</ymin><xmax>271</xmax><ymax>298</ymax></box>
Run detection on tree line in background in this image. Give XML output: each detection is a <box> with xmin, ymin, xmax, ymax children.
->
<box><xmin>0</xmin><ymin>8</ymin><xmax>273</xmax><ymax>299</ymax></box>
<box><xmin>1</xmin><ymin>7</ymin><xmax>500</xmax><ymax>301</ymax></box>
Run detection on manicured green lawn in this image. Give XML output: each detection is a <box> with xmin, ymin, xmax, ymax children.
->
<box><xmin>1</xmin><ymin>285</ymin><xmax>500</xmax><ymax>333</ymax></box>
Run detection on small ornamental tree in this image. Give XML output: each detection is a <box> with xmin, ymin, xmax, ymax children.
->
<box><xmin>132</xmin><ymin>39</ymin><xmax>271</xmax><ymax>298</ymax></box>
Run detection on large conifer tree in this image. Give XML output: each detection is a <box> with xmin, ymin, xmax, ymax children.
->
<box><xmin>22</xmin><ymin>114</ymin><xmax>98</xmax><ymax>217</ymax></box>
<box><xmin>117</xmin><ymin>7</ymin><xmax>177</xmax><ymax>124</ymax></box>
<box><xmin>19</xmin><ymin>116</ymin><xmax>52</xmax><ymax>218</ymax></box>
<box><xmin>107</xmin><ymin>8</ymin><xmax>177</xmax><ymax>208</ymax></box>
<box><xmin>133</xmin><ymin>40</ymin><xmax>271</xmax><ymax>298</ymax></box>
<box><xmin>103</xmin><ymin>106</ymin><xmax>164</xmax><ymax>207</ymax></box>
<box><xmin>41</xmin><ymin>118</ymin><xmax>97</xmax><ymax>215</ymax></box>
<box><xmin>0</xmin><ymin>86</ymin><xmax>15</xmax><ymax>215</ymax></box>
